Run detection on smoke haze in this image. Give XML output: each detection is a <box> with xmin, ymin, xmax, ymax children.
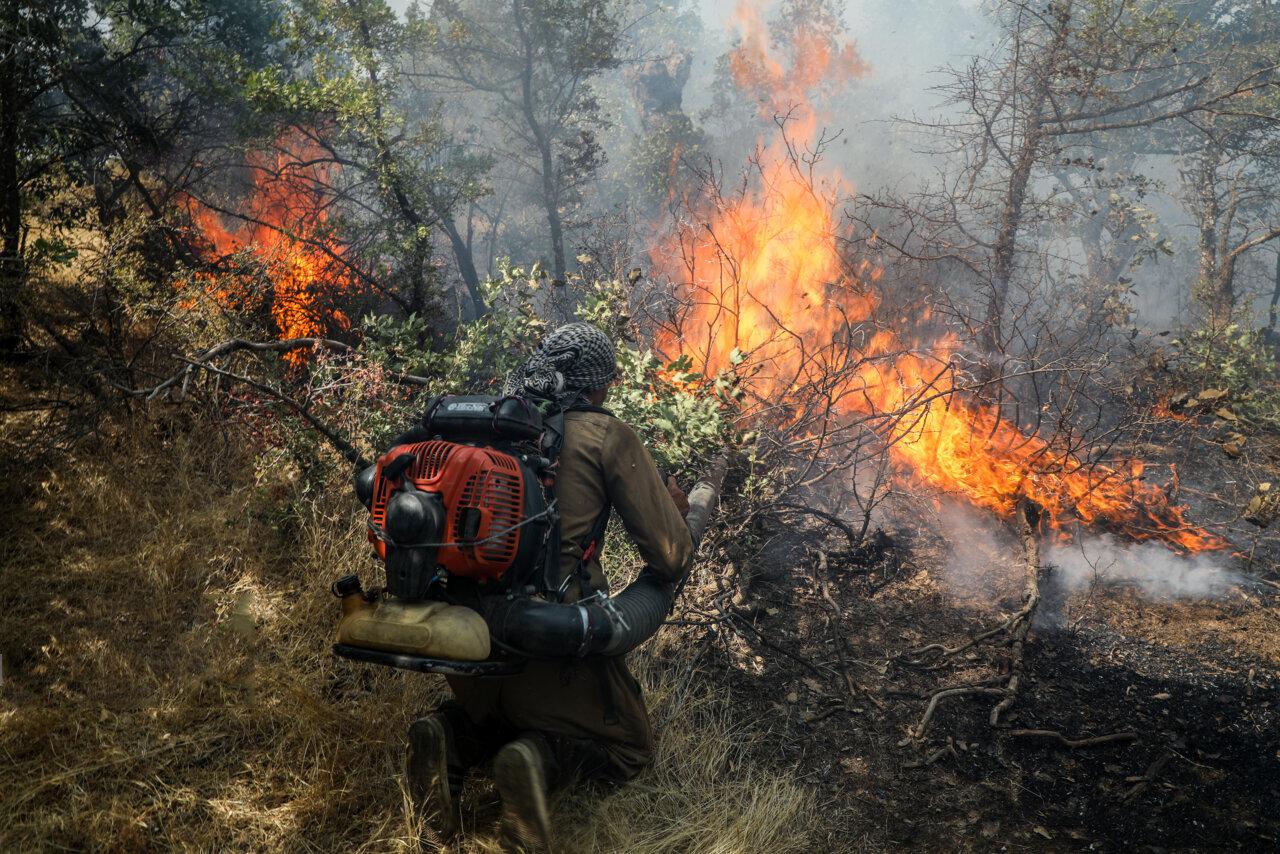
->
<box><xmin>1046</xmin><ymin>535</ymin><xmax>1244</xmax><ymax>601</ymax></box>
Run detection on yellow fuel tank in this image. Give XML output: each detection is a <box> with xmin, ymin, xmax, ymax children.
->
<box><xmin>336</xmin><ymin>593</ymin><xmax>490</xmax><ymax>661</ymax></box>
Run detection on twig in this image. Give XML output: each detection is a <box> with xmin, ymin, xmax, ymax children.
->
<box><xmin>122</xmin><ymin>336</ymin><xmax>432</xmax><ymax>400</ymax></box>
<box><xmin>1006</xmin><ymin>729</ymin><xmax>1137</xmax><ymax>749</ymax></box>
<box><xmin>1122</xmin><ymin>750</ymin><xmax>1176</xmax><ymax>802</ymax></box>
<box><xmin>898</xmin><ymin>502</ymin><xmax>1046</xmax><ymax>743</ymax></box>
<box><xmin>903</xmin><ymin>738</ymin><xmax>959</xmax><ymax>769</ymax></box>
<box><xmin>802</xmin><ymin>702</ymin><xmax>862</xmax><ymax>725</ymax></box>
<box><xmin>991</xmin><ymin>500</ymin><xmax>1044</xmax><ymax>727</ymax></box>
<box><xmin>725</xmin><ymin>609</ymin><xmax>828</xmax><ymax>678</ymax></box>
<box><xmin>777</xmin><ymin>502</ymin><xmax>859</xmax><ymax>549</ymax></box>
<box><xmin>903</xmin><ymin>602</ymin><xmax>1033</xmax><ymax>664</ymax></box>
<box><xmin>812</xmin><ymin>549</ymin><xmax>884</xmax><ymax>710</ymax></box>
<box><xmin>908</xmin><ymin>684</ymin><xmax>1007</xmax><ymax>741</ymax></box>
<box><xmin>188</xmin><ymin>358</ymin><xmax>369</xmax><ymax>468</ymax></box>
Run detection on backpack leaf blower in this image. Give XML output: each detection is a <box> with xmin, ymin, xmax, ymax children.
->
<box><xmin>331</xmin><ymin>393</ymin><xmax>725</xmax><ymax>677</ymax></box>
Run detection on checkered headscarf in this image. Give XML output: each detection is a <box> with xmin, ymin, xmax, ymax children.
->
<box><xmin>505</xmin><ymin>322</ymin><xmax>618</xmax><ymax>400</ymax></box>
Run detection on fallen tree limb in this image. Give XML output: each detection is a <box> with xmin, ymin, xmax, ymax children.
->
<box><xmin>903</xmin><ymin>738</ymin><xmax>958</xmax><ymax>769</ymax></box>
<box><xmin>904</xmin><ymin>600</ymin><xmax>1035</xmax><ymax>665</ymax></box>
<box><xmin>1006</xmin><ymin>729</ymin><xmax>1137</xmax><ymax>749</ymax></box>
<box><xmin>113</xmin><ymin>336</ymin><xmax>448</xmax><ymax>469</ymax></box>
<box><xmin>183</xmin><ymin>358</ymin><xmax>369</xmax><ymax>468</ymax></box>
<box><xmin>903</xmin><ymin>500</ymin><xmax>1046</xmax><ymax>742</ymax></box>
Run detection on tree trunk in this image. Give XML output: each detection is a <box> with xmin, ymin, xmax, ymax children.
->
<box><xmin>438</xmin><ymin>210</ymin><xmax>487</xmax><ymax>318</ymax></box>
<box><xmin>1269</xmin><ymin>250</ymin><xmax>1280</xmax><ymax>332</ymax></box>
<box><xmin>349</xmin><ymin>8</ymin><xmax>437</xmax><ymax>319</ymax></box>
<box><xmin>512</xmin><ymin>0</ymin><xmax>567</xmax><ymax>283</ymax></box>
<box><xmin>1212</xmin><ymin>257</ymin><xmax>1238</xmax><ymax>326</ymax></box>
<box><xmin>1187</xmin><ymin>139</ymin><xmax>1241</xmax><ymax>325</ymax></box>
<box><xmin>0</xmin><ymin>0</ymin><xmax>24</xmax><ymax>352</ymax></box>
<box><xmin>981</xmin><ymin>1</ymin><xmax>1073</xmax><ymax>365</ymax></box>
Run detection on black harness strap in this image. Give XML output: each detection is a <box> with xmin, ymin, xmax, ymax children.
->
<box><xmin>539</xmin><ymin>407</ymin><xmax>568</xmax><ymax>599</ymax></box>
<box><xmin>570</xmin><ymin>503</ymin><xmax>612</xmax><ymax>599</ymax></box>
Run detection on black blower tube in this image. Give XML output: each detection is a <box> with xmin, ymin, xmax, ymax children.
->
<box><xmin>483</xmin><ymin>454</ymin><xmax>729</xmax><ymax>659</ymax></box>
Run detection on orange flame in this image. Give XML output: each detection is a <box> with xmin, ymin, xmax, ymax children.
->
<box><xmin>657</xmin><ymin>2</ymin><xmax>1222</xmax><ymax>553</ymax></box>
<box><xmin>186</xmin><ymin>130</ymin><xmax>356</xmax><ymax>364</ymax></box>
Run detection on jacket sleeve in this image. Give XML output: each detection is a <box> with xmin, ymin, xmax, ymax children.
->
<box><xmin>601</xmin><ymin>419</ymin><xmax>694</xmax><ymax>582</ymax></box>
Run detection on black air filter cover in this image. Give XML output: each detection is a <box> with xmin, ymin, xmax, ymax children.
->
<box><xmin>384</xmin><ymin>488</ymin><xmax>445</xmax><ymax>600</ymax></box>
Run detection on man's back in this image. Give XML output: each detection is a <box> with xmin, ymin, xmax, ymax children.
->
<box><xmin>554</xmin><ymin>409</ymin><xmax>693</xmax><ymax>601</ymax></box>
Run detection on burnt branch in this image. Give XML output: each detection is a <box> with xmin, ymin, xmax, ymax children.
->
<box><xmin>121</xmin><ymin>337</ymin><xmax>432</xmax><ymax>402</ymax></box>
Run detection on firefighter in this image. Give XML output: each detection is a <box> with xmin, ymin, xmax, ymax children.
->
<box><xmin>405</xmin><ymin>322</ymin><xmax>693</xmax><ymax>852</ymax></box>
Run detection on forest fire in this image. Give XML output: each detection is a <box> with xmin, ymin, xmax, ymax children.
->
<box><xmin>186</xmin><ymin>130</ymin><xmax>355</xmax><ymax>364</ymax></box>
<box><xmin>659</xmin><ymin>3</ymin><xmax>1223</xmax><ymax>553</ymax></box>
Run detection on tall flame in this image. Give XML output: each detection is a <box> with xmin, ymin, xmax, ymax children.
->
<box><xmin>658</xmin><ymin>2</ymin><xmax>1222</xmax><ymax>553</ymax></box>
<box><xmin>187</xmin><ymin>130</ymin><xmax>356</xmax><ymax>364</ymax></box>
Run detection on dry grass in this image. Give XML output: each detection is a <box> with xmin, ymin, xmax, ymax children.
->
<box><xmin>557</xmin><ymin>654</ymin><xmax>816</xmax><ymax>854</ymax></box>
<box><xmin>0</xmin><ymin>413</ymin><xmax>817</xmax><ymax>853</ymax></box>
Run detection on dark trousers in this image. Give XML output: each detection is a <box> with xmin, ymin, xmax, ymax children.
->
<box><xmin>443</xmin><ymin>656</ymin><xmax>656</xmax><ymax>781</ymax></box>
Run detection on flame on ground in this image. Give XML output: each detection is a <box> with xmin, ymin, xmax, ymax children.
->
<box><xmin>186</xmin><ymin>130</ymin><xmax>356</xmax><ymax>364</ymax></box>
<box><xmin>657</xmin><ymin>2</ymin><xmax>1222</xmax><ymax>553</ymax></box>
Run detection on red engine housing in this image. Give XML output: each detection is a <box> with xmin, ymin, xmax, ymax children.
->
<box><xmin>368</xmin><ymin>440</ymin><xmax>528</xmax><ymax>583</ymax></box>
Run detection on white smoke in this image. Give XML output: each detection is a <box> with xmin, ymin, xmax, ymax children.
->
<box><xmin>935</xmin><ymin>501</ymin><xmax>1024</xmax><ymax>601</ymax></box>
<box><xmin>930</xmin><ymin>499</ymin><xmax>1246</xmax><ymax>607</ymax></box>
<box><xmin>1045</xmin><ymin>535</ymin><xmax>1243</xmax><ymax>601</ymax></box>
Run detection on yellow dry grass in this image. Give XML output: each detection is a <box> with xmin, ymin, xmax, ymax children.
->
<box><xmin>0</xmin><ymin>413</ymin><xmax>816</xmax><ymax>853</ymax></box>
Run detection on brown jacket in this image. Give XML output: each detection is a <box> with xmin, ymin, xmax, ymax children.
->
<box><xmin>446</xmin><ymin>408</ymin><xmax>693</xmax><ymax>778</ymax></box>
<box><xmin>551</xmin><ymin>409</ymin><xmax>693</xmax><ymax>600</ymax></box>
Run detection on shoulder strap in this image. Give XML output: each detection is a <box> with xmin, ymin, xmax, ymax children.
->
<box><xmin>538</xmin><ymin>405</ymin><xmax>567</xmax><ymax>598</ymax></box>
<box><xmin>567</xmin><ymin>502</ymin><xmax>612</xmax><ymax>599</ymax></box>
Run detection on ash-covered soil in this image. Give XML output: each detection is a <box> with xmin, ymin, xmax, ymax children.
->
<box><xmin>672</xmin><ymin>414</ymin><xmax>1280</xmax><ymax>852</ymax></box>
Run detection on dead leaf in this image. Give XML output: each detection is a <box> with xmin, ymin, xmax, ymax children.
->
<box><xmin>1153</xmin><ymin>692</ymin><xmax>1171</xmax><ymax>701</ymax></box>
<box><xmin>1198</xmin><ymin>388</ymin><xmax>1230</xmax><ymax>402</ymax></box>
<box><xmin>1215</xmin><ymin>407</ymin><xmax>1239</xmax><ymax>422</ymax></box>
<box><xmin>1034</xmin><ymin>826</ymin><xmax>1053</xmax><ymax>840</ymax></box>
<box><xmin>1245</xmin><ymin>483</ymin><xmax>1280</xmax><ymax>528</ymax></box>
<box><xmin>1223</xmin><ymin>433</ymin><xmax>1247</xmax><ymax>458</ymax></box>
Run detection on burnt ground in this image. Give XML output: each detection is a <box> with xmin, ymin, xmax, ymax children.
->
<box><xmin>667</xmin><ymin>414</ymin><xmax>1280</xmax><ymax>852</ymax></box>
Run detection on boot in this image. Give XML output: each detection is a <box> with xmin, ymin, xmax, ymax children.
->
<box><xmin>406</xmin><ymin>714</ymin><xmax>463</xmax><ymax>841</ymax></box>
<box><xmin>493</xmin><ymin>734</ymin><xmax>555</xmax><ymax>853</ymax></box>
